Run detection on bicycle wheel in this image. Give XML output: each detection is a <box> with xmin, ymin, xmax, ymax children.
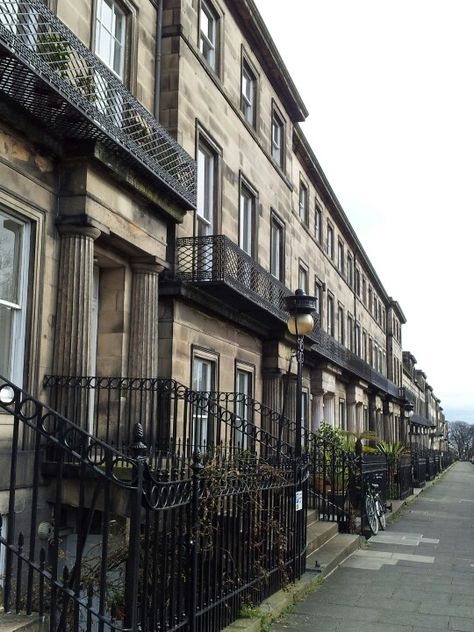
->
<box><xmin>365</xmin><ymin>494</ymin><xmax>379</xmax><ymax>535</ymax></box>
<box><xmin>376</xmin><ymin>499</ymin><xmax>386</xmax><ymax>530</ymax></box>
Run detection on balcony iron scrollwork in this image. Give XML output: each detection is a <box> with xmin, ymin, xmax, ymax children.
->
<box><xmin>315</xmin><ymin>330</ymin><xmax>400</xmax><ymax>397</ymax></box>
<box><xmin>176</xmin><ymin>235</ymin><xmax>401</xmax><ymax>399</ymax></box>
<box><xmin>0</xmin><ymin>0</ymin><xmax>196</xmax><ymax>207</ymax></box>
<box><xmin>176</xmin><ymin>234</ymin><xmax>291</xmax><ymax>319</ymax></box>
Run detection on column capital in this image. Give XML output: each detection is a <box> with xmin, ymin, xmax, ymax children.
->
<box><xmin>58</xmin><ymin>224</ymin><xmax>101</xmax><ymax>241</ymax></box>
<box><xmin>130</xmin><ymin>256</ymin><xmax>165</xmax><ymax>275</ymax></box>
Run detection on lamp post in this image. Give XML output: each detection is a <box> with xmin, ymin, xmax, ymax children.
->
<box><xmin>283</xmin><ymin>289</ymin><xmax>316</xmax><ymax>457</ymax></box>
<box><xmin>404</xmin><ymin>401</ymin><xmax>414</xmax><ymax>447</ymax></box>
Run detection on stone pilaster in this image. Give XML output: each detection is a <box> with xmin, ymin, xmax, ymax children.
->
<box><xmin>368</xmin><ymin>393</ymin><xmax>377</xmax><ymax>435</ymax></box>
<box><xmin>311</xmin><ymin>393</ymin><xmax>324</xmax><ymax>431</ymax></box>
<box><xmin>127</xmin><ymin>260</ymin><xmax>163</xmax><ymax>441</ymax></box>
<box><xmin>262</xmin><ymin>371</ymin><xmax>282</xmax><ymax>435</ymax></box>
<box><xmin>54</xmin><ymin>225</ymin><xmax>101</xmax><ymax>377</ymax></box>
<box><xmin>128</xmin><ymin>260</ymin><xmax>164</xmax><ymax>378</ymax></box>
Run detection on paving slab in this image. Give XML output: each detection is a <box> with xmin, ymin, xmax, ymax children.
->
<box><xmin>270</xmin><ymin>462</ymin><xmax>474</xmax><ymax>632</ymax></box>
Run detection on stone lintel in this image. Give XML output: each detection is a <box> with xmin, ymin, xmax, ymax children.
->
<box><xmin>63</xmin><ymin>140</ymin><xmax>190</xmax><ymax>222</ymax></box>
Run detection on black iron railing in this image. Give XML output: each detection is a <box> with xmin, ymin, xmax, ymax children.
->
<box><xmin>0</xmin><ymin>375</ymin><xmax>307</xmax><ymax>631</ymax></box>
<box><xmin>0</xmin><ymin>0</ymin><xmax>195</xmax><ymax>207</ymax></box>
<box><xmin>44</xmin><ymin>376</ymin><xmax>297</xmax><ymax>472</ymax></box>
<box><xmin>176</xmin><ymin>234</ymin><xmax>291</xmax><ymax>319</ymax></box>
<box><xmin>385</xmin><ymin>452</ymin><xmax>413</xmax><ymax>501</ymax></box>
<box><xmin>317</xmin><ymin>331</ymin><xmax>400</xmax><ymax>398</ymax></box>
<box><xmin>176</xmin><ymin>235</ymin><xmax>400</xmax><ymax>398</ymax></box>
<box><xmin>307</xmin><ymin>434</ymin><xmax>356</xmax><ymax>532</ymax></box>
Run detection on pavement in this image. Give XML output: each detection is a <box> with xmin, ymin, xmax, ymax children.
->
<box><xmin>270</xmin><ymin>461</ymin><xmax>474</xmax><ymax>632</ymax></box>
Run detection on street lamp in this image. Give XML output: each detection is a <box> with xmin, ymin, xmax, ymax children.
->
<box><xmin>403</xmin><ymin>401</ymin><xmax>414</xmax><ymax>447</ymax></box>
<box><xmin>283</xmin><ymin>289</ymin><xmax>316</xmax><ymax>457</ymax></box>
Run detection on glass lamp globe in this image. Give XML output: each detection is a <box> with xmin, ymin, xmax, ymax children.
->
<box><xmin>287</xmin><ymin>312</ymin><xmax>314</xmax><ymax>336</ymax></box>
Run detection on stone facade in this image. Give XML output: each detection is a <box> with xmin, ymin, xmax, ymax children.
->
<box><xmin>0</xmin><ymin>0</ymin><xmax>447</xmax><ymax>454</ymax></box>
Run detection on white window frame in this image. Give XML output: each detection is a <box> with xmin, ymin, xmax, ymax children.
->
<box><xmin>347</xmin><ymin>253</ymin><xmax>354</xmax><ymax>287</ymax></box>
<box><xmin>315</xmin><ymin>204</ymin><xmax>321</xmax><ymax>243</ymax></box>
<box><xmin>192</xmin><ymin>352</ymin><xmax>217</xmax><ymax>446</ymax></box>
<box><xmin>326</xmin><ymin>223</ymin><xmax>334</xmax><ymax>259</ymax></box>
<box><xmin>95</xmin><ymin>0</ymin><xmax>127</xmax><ymax>79</ymax></box>
<box><xmin>271</xmin><ymin>108</ymin><xmax>284</xmax><ymax>168</ymax></box>
<box><xmin>197</xmin><ymin>138</ymin><xmax>217</xmax><ymax>237</ymax></box>
<box><xmin>0</xmin><ymin>211</ymin><xmax>29</xmax><ymax>386</ymax></box>
<box><xmin>327</xmin><ymin>292</ymin><xmax>334</xmax><ymax>337</ymax></box>
<box><xmin>338</xmin><ymin>304</ymin><xmax>345</xmax><ymax>345</ymax></box>
<box><xmin>298</xmin><ymin>263</ymin><xmax>309</xmax><ymax>294</ymax></box>
<box><xmin>337</xmin><ymin>240</ymin><xmax>344</xmax><ymax>274</ymax></box>
<box><xmin>239</xmin><ymin>180</ymin><xmax>256</xmax><ymax>257</ymax></box>
<box><xmin>241</xmin><ymin>59</ymin><xmax>256</xmax><ymax>127</ymax></box>
<box><xmin>199</xmin><ymin>0</ymin><xmax>219</xmax><ymax>71</ymax></box>
<box><xmin>299</xmin><ymin>181</ymin><xmax>308</xmax><ymax>225</ymax></box>
<box><xmin>314</xmin><ymin>280</ymin><xmax>323</xmax><ymax>317</ymax></box>
<box><xmin>235</xmin><ymin>364</ymin><xmax>254</xmax><ymax>449</ymax></box>
<box><xmin>270</xmin><ymin>212</ymin><xmax>284</xmax><ymax>282</ymax></box>
<box><xmin>339</xmin><ymin>399</ymin><xmax>346</xmax><ymax>431</ymax></box>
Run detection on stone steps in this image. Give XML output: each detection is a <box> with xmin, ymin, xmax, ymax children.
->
<box><xmin>305</xmin><ymin>508</ymin><xmax>362</xmax><ymax>577</ymax></box>
<box><xmin>0</xmin><ymin>615</ymin><xmax>46</xmax><ymax>632</ymax></box>
<box><xmin>306</xmin><ymin>530</ymin><xmax>362</xmax><ymax>576</ymax></box>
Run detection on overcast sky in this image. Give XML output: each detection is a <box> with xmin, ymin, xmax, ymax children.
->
<box><xmin>255</xmin><ymin>0</ymin><xmax>473</xmax><ymax>422</ymax></box>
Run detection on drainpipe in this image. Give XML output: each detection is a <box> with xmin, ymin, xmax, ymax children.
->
<box><xmin>153</xmin><ymin>0</ymin><xmax>163</xmax><ymax>119</ymax></box>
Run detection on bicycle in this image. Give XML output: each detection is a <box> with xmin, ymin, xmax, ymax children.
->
<box><xmin>365</xmin><ymin>481</ymin><xmax>386</xmax><ymax>535</ymax></box>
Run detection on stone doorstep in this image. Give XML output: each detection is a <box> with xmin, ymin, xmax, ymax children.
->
<box><xmin>306</xmin><ymin>520</ymin><xmax>339</xmax><ymax>557</ymax></box>
<box><xmin>0</xmin><ymin>615</ymin><xmax>47</xmax><ymax>632</ymax></box>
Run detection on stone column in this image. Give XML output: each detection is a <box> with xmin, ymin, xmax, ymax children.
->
<box><xmin>262</xmin><ymin>370</ymin><xmax>282</xmax><ymax>435</ymax></box>
<box><xmin>54</xmin><ymin>225</ymin><xmax>101</xmax><ymax>377</ymax></box>
<box><xmin>127</xmin><ymin>260</ymin><xmax>163</xmax><ymax>445</ymax></box>
<box><xmin>311</xmin><ymin>393</ymin><xmax>324</xmax><ymax>432</ymax></box>
<box><xmin>356</xmin><ymin>403</ymin><xmax>363</xmax><ymax>435</ymax></box>
<box><xmin>323</xmin><ymin>394</ymin><xmax>335</xmax><ymax>427</ymax></box>
<box><xmin>53</xmin><ymin>224</ymin><xmax>100</xmax><ymax>429</ymax></box>
<box><xmin>347</xmin><ymin>402</ymin><xmax>356</xmax><ymax>434</ymax></box>
<box><xmin>368</xmin><ymin>393</ymin><xmax>377</xmax><ymax>435</ymax></box>
<box><xmin>128</xmin><ymin>260</ymin><xmax>163</xmax><ymax>378</ymax></box>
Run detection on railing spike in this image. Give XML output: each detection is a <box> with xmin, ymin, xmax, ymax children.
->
<box><xmin>130</xmin><ymin>422</ymin><xmax>147</xmax><ymax>459</ymax></box>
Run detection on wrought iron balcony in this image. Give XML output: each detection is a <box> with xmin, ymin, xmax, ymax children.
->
<box><xmin>317</xmin><ymin>331</ymin><xmax>400</xmax><ymax>398</ymax></box>
<box><xmin>0</xmin><ymin>0</ymin><xmax>195</xmax><ymax>208</ymax></box>
<box><xmin>176</xmin><ymin>235</ymin><xmax>401</xmax><ymax>399</ymax></box>
<box><xmin>176</xmin><ymin>234</ymin><xmax>291</xmax><ymax>320</ymax></box>
<box><xmin>411</xmin><ymin>413</ymin><xmax>435</xmax><ymax>428</ymax></box>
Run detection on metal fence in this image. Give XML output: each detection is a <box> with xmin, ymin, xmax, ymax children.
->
<box><xmin>0</xmin><ymin>375</ymin><xmax>306</xmax><ymax>632</ymax></box>
<box><xmin>307</xmin><ymin>434</ymin><xmax>356</xmax><ymax>532</ymax></box>
<box><xmin>44</xmin><ymin>376</ymin><xmax>297</xmax><ymax>472</ymax></box>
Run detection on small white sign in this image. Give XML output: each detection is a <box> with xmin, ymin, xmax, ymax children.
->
<box><xmin>295</xmin><ymin>490</ymin><xmax>303</xmax><ymax>512</ymax></box>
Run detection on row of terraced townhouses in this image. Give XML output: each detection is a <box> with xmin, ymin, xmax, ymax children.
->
<box><xmin>0</xmin><ymin>0</ymin><xmax>448</xmax><ymax>629</ymax></box>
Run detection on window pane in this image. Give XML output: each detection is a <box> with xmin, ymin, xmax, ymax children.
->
<box><xmin>270</xmin><ymin>219</ymin><xmax>282</xmax><ymax>280</ymax></box>
<box><xmin>242</xmin><ymin>64</ymin><xmax>255</xmax><ymax>125</ymax></box>
<box><xmin>0</xmin><ymin>303</ymin><xmax>13</xmax><ymax>378</ymax></box>
<box><xmin>299</xmin><ymin>267</ymin><xmax>308</xmax><ymax>293</ymax></box>
<box><xmin>240</xmin><ymin>186</ymin><xmax>254</xmax><ymax>256</ymax></box>
<box><xmin>0</xmin><ymin>213</ymin><xmax>23</xmax><ymax>304</ymax></box>
<box><xmin>200</xmin><ymin>0</ymin><xmax>217</xmax><ymax>69</ymax></box>
<box><xmin>95</xmin><ymin>0</ymin><xmax>126</xmax><ymax>79</ymax></box>
<box><xmin>197</xmin><ymin>143</ymin><xmax>215</xmax><ymax>235</ymax></box>
<box><xmin>271</xmin><ymin>112</ymin><xmax>283</xmax><ymax>167</ymax></box>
